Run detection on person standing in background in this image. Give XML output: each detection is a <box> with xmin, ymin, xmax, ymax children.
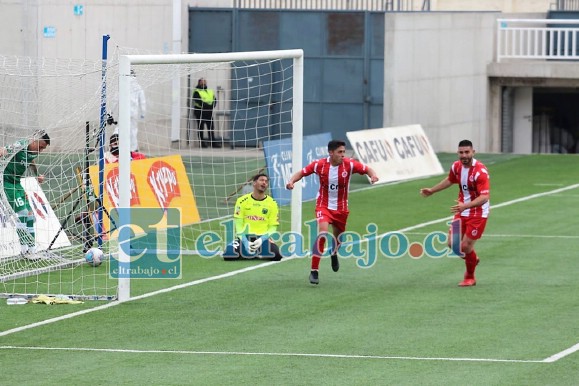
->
<box><xmin>192</xmin><ymin>78</ymin><xmax>220</xmax><ymax>148</ymax></box>
<box><xmin>129</xmin><ymin>69</ymin><xmax>146</xmax><ymax>152</ymax></box>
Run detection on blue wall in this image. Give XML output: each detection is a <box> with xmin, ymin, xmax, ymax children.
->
<box><xmin>189</xmin><ymin>8</ymin><xmax>384</xmax><ymax>144</ymax></box>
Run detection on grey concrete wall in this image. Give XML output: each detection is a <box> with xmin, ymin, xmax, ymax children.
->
<box><xmin>0</xmin><ymin>1</ymin><xmax>554</xmax><ymax>62</ymax></box>
<box><xmin>383</xmin><ymin>12</ymin><xmax>498</xmax><ymax>152</ymax></box>
<box><xmin>2</xmin><ymin>2</ymin><xmax>566</xmax><ymax>154</ymax></box>
<box><xmin>0</xmin><ymin>1</ymin><xmax>174</xmax><ymax>60</ymax></box>
<box><xmin>0</xmin><ymin>1</ymin><xmax>177</xmax><ymax>151</ymax></box>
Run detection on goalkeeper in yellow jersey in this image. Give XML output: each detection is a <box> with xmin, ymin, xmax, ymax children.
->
<box><xmin>223</xmin><ymin>173</ymin><xmax>283</xmax><ymax>261</ymax></box>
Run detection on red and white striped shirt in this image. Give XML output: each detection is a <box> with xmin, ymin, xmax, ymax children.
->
<box><xmin>302</xmin><ymin>157</ymin><xmax>368</xmax><ymax>211</ymax></box>
<box><xmin>447</xmin><ymin>158</ymin><xmax>490</xmax><ymax>218</ymax></box>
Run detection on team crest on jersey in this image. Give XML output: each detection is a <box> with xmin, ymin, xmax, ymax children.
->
<box><xmin>342</xmin><ymin>171</ymin><xmax>348</xmax><ymax>178</ymax></box>
<box><xmin>469</xmin><ymin>175</ymin><xmax>474</xmax><ymax>181</ymax></box>
<box><xmin>262</xmin><ymin>208</ymin><xmax>268</xmax><ymax>214</ymax></box>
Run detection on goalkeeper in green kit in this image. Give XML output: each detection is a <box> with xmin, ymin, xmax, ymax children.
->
<box><xmin>0</xmin><ymin>131</ymin><xmax>51</xmax><ymax>256</ymax></box>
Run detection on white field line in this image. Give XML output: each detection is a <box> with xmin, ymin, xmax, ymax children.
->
<box><xmin>358</xmin><ymin>183</ymin><xmax>579</xmax><ymax>242</ymax></box>
<box><xmin>404</xmin><ymin>232</ymin><xmax>579</xmax><ymax>239</ymax></box>
<box><xmin>543</xmin><ymin>343</ymin><xmax>579</xmax><ymax>363</ymax></box>
<box><xmin>1</xmin><ymin>183</ymin><xmax>578</xmax><ymax>363</ymax></box>
<box><xmin>0</xmin><ymin>261</ymin><xmax>279</xmax><ymax>337</ymax></box>
<box><xmin>0</xmin><ymin>345</ymin><xmax>545</xmax><ymax>363</ymax></box>
<box><xmin>491</xmin><ymin>184</ymin><xmax>579</xmax><ymax>209</ymax></box>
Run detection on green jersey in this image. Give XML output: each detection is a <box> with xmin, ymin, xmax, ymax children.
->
<box><xmin>234</xmin><ymin>193</ymin><xmax>279</xmax><ymax>235</ymax></box>
<box><xmin>2</xmin><ymin>139</ymin><xmax>37</xmax><ymax>184</ymax></box>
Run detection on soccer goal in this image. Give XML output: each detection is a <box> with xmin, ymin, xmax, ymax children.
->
<box><xmin>0</xmin><ymin>55</ymin><xmax>118</xmax><ymax>301</ymax></box>
<box><xmin>0</xmin><ymin>49</ymin><xmax>304</xmax><ymax>302</ymax></box>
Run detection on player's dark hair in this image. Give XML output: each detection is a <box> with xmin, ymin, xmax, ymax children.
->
<box><xmin>328</xmin><ymin>140</ymin><xmax>346</xmax><ymax>152</ymax></box>
<box><xmin>458</xmin><ymin>139</ymin><xmax>473</xmax><ymax>148</ymax></box>
<box><xmin>40</xmin><ymin>132</ymin><xmax>51</xmax><ymax>146</ymax></box>
<box><xmin>252</xmin><ymin>173</ymin><xmax>269</xmax><ymax>182</ymax></box>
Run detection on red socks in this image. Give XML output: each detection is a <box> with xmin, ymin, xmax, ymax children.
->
<box><xmin>311</xmin><ymin>237</ymin><xmax>326</xmax><ymax>271</ymax></box>
<box><xmin>464</xmin><ymin>250</ymin><xmax>478</xmax><ymax>278</ymax></box>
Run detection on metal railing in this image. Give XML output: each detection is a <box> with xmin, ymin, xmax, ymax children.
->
<box><xmin>234</xmin><ymin>0</ymin><xmax>430</xmax><ymax>11</ymax></box>
<box><xmin>497</xmin><ymin>19</ymin><xmax>579</xmax><ymax>62</ymax></box>
<box><xmin>552</xmin><ymin>0</ymin><xmax>579</xmax><ymax>10</ymax></box>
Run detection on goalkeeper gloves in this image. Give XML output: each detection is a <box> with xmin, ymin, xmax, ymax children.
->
<box><xmin>248</xmin><ymin>238</ymin><xmax>263</xmax><ymax>254</ymax></box>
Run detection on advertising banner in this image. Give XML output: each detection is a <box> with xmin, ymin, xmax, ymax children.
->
<box><xmin>263</xmin><ymin>132</ymin><xmax>332</xmax><ymax>205</ymax></box>
<box><xmin>88</xmin><ymin>155</ymin><xmax>201</xmax><ymax>232</ymax></box>
<box><xmin>346</xmin><ymin>125</ymin><xmax>444</xmax><ymax>184</ymax></box>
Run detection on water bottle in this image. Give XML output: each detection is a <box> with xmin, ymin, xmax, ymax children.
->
<box><xmin>6</xmin><ymin>297</ymin><xmax>28</xmax><ymax>305</ymax></box>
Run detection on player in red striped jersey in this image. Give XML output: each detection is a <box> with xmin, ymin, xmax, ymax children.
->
<box><xmin>286</xmin><ymin>140</ymin><xmax>378</xmax><ymax>285</ymax></box>
<box><xmin>420</xmin><ymin>139</ymin><xmax>490</xmax><ymax>287</ymax></box>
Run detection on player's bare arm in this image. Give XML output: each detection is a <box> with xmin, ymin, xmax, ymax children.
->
<box><xmin>420</xmin><ymin>177</ymin><xmax>452</xmax><ymax>197</ymax></box>
<box><xmin>285</xmin><ymin>170</ymin><xmax>304</xmax><ymax>190</ymax></box>
<box><xmin>366</xmin><ymin>166</ymin><xmax>379</xmax><ymax>184</ymax></box>
<box><xmin>0</xmin><ymin>147</ymin><xmax>6</xmax><ymax>157</ymax></box>
<box><xmin>450</xmin><ymin>194</ymin><xmax>489</xmax><ymax>214</ymax></box>
<box><xmin>29</xmin><ymin>160</ymin><xmax>45</xmax><ymax>183</ymax></box>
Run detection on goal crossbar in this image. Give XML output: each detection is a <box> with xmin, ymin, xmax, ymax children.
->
<box><xmin>124</xmin><ymin>49</ymin><xmax>305</xmax><ymax>65</ymax></box>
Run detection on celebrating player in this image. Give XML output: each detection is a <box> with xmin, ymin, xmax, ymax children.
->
<box><xmin>420</xmin><ymin>139</ymin><xmax>490</xmax><ymax>287</ymax></box>
<box><xmin>222</xmin><ymin>173</ymin><xmax>283</xmax><ymax>261</ymax></box>
<box><xmin>0</xmin><ymin>131</ymin><xmax>51</xmax><ymax>256</ymax></box>
<box><xmin>286</xmin><ymin>139</ymin><xmax>378</xmax><ymax>285</ymax></box>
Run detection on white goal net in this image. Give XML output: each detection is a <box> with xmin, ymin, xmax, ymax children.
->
<box><xmin>0</xmin><ymin>48</ymin><xmax>304</xmax><ymax>301</ymax></box>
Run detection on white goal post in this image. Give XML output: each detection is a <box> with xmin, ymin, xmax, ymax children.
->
<box><xmin>116</xmin><ymin>50</ymin><xmax>304</xmax><ymax>302</ymax></box>
<box><xmin>0</xmin><ymin>48</ymin><xmax>304</xmax><ymax>302</ymax></box>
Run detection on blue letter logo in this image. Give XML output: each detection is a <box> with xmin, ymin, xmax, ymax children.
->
<box><xmin>110</xmin><ymin>208</ymin><xmax>182</xmax><ymax>279</ymax></box>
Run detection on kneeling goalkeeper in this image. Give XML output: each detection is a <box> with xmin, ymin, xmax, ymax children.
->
<box><xmin>222</xmin><ymin>173</ymin><xmax>283</xmax><ymax>261</ymax></box>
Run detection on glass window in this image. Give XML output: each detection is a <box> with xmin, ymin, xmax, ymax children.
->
<box><xmin>326</xmin><ymin>13</ymin><xmax>364</xmax><ymax>56</ymax></box>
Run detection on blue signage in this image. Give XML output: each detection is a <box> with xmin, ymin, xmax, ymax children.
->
<box><xmin>74</xmin><ymin>5</ymin><xmax>84</xmax><ymax>16</ymax></box>
<box><xmin>43</xmin><ymin>27</ymin><xmax>56</xmax><ymax>38</ymax></box>
<box><xmin>263</xmin><ymin>132</ymin><xmax>332</xmax><ymax>206</ymax></box>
